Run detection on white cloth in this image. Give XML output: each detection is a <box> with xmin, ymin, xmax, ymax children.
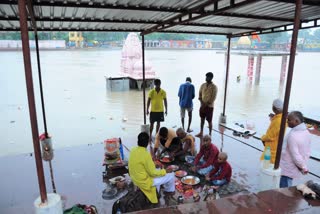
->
<box><xmin>153</xmin><ymin>172</ymin><xmax>175</xmax><ymax>193</ymax></box>
<box><xmin>273</xmin><ymin>99</ymin><xmax>283</xmax><ymax>110</ymax></box>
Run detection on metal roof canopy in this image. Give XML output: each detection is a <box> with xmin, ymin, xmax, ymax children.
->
<box><xmin>3</xmin><ymin>0</ymin><xmax>311</xmax><ymax>205</ymax></box>
<box><xmin>0</xmin><ymin>0</ymin><xmax>319</xmax><ymax>37</ymax></box>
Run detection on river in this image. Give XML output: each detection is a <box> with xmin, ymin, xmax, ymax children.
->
<box><xmin>1</xmin><ymin>49</ymin><xmax>319</xmax><ymax>157</ymax></box>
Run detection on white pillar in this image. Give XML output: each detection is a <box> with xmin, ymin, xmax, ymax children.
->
<box><xmin>247</xmin><ymin>55</ymin><xmax>254</xmax><ymax>83</ymax></box>
<box><xmin>141</xmin><ymin>124</ymin><xmax>150</xmax><ymax>136</ymax></box>
<box><xmin>280</xmin><ymin>55</ymin><xmax>288</xmax><ymax>85</ymax></box>
<box><xmin>259</xmin><ymin>164</ymin><xmax>281</xmax><ymax>191</ymax></box>
<box><xmin>34</xmin><ymin>193</ymin><xmax>63</xmax><ymax>214</ymax></box>
<box><xmin>255</xmin><ymin>54</ymin><xmax>262</xmax><ymax>85</ymax></box>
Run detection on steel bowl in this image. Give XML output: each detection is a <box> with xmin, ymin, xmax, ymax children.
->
<box><xmin>181</xmin><ymin>175</ymin><xmax>200</xmax><ymax>186</ymax></box>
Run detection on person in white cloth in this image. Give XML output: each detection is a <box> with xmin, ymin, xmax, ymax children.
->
<box><xmin>280</xmin><ymin>111</ymin><xmax>311</xmax><ymax>188</ymax></box>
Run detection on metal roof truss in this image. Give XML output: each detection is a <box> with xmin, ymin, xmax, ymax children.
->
<box><xmin>0</xmin><ymin>0</ymin><xmax>319</xmax><ymax>37</ymax></box>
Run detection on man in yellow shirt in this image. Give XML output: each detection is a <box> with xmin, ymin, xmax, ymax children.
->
<box><xmin>175</xmin><ymin>128</ymin><xmax>196</xmax><ymax>160</ymax></box>
<box><xmin>261</xmin><ymin>98</ymin><xmax>285</xmax><ymax>164</ymax></box>
<box><xmin>153</xmin><ymin>127</ymin><xmax>177</xmax><ymax>158</ymax></box>
<box><xmin>147</xmin><ymin>79</ymin><xmax>167</xmax><ymax>137</ymax></box>
<box><xmin>128</xmin><ymin>132</ymin><xmax>175</xmax><ymax>205</ymax></box>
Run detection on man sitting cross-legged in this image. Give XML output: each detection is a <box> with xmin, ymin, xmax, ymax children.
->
<box><xmin>205</xmin><ymin>152</ymin><xmax>232</xmax><ymax>188</ymax></box>
<box><xmin>188</xmin><ymin>134</ymin><xmax>219</xmax><ymax>175</ymax></box>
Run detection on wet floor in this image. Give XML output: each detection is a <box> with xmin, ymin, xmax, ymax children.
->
<box><xmin>1</xmin><ymin>125</ymin><xmax>319</xmax><ymax>213</ymax></box>
<box><xmin>132</xmin><ymin>188</ymin><xmax>320</xmax><ymax>214</ymax></box>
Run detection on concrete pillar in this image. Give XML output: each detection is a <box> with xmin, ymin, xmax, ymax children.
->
<box><xmin>255</xmin><ymin>54</ymin><xmax>262</xmax><ymax>85</ymax></box>
<box><xmin>34</xmin><ymin>193</ymin><xmax>63</xmax><ymax>214</ymax></box>
<box><xmin>280</xmin><ymin>55</ymin><xmax>288</xmax><ymax>85</ymax></box>
<box><xmin>247</xmin><ymin>55</ymin><xmax>254</xmax><ymax>83</ymax></box>
<box><xmin>259</xmin><ymin>164</ymin><xmax>281</xmax><ymax>191</ymax></box>
<box><xmin>136</xmin><ymin>80</ymin><xmax>143</xmax><ymax>90</ymax></box>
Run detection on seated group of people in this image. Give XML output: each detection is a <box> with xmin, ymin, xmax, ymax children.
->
<box><xmin>128</xmin><ymin>129</ymin><xmax>232</xmax><ymax>206</ymax></box>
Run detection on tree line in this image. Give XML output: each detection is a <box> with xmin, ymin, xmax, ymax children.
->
<box><xmin>0</xmin><ymin>28</ymin><xmax>319</xmax><ymax>44</ymax></box>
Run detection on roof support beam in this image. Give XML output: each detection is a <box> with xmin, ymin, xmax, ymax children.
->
<box><xmin>0</xmin><ymin>16</ymin><xmax>161</xmax><ymax>25</ymax></box>
<box><xmin>180</xmin><ymin>22</ymin><xmax>261</xmax><ymax>31</ymax></box>
<box><xmin>159</xmin><ymin>30</ymin><xmax>228</xmax><ymax>35</ymax></box>
<box><xmin>26</xmin><ymin>0</ymin><xmax>37</xmax><ymax>33</ymax></box>
<box><xmin>266</xmin><ymin>0</ymin><xmax>320</xmax><ymax>6</ymax></box>
<box><xmin>141</xmin><ymin>0</ymin><xmax>220</xmax><ymax>35</ymax></box>
<box><xmin>1</xmin><ymin>0</ymin><xmax>190</xmax><ymax>14</ymax></box>
<box><xmin>231</xmin><ymin>17</ymin><xmax>320</xmax><ymax>37</ymax></box>
<box><xmin>142</xmin><ymin>0</ymin><xmax>260</xmax><ymax>35</ymax></box>
<box><xmin>217</xmin><ymin>12</ymin><xmax>294</xmax><ymax>22</ymax></box>
<box><xmin>0</xmin><ymin>16</ymin><xmax>261</xmax><ymax>31</ymax></box>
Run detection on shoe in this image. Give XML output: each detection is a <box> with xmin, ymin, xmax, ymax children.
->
<box><xmin>242</xmin><ymin>131</ymin><xmax>250</xmax><ymax>137</ymax></box>
<box><xmin>164</xmin><ymin>195</ymin><xmax>178</xmax><ymax>206</ymax></box>
<box><xmin>233</xmin><ymin>131</ymin><xmax>241</xmax><ymax>137</ymax></box>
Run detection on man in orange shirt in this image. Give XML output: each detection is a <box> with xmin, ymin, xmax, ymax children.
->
<box><xmin>196</xmin><ymin>72</ymin><xmax>218</xmax><ymax>137</ymax></box>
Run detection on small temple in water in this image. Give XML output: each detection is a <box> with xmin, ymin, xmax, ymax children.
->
<box><xmin>106</xmin><ymin>33</ymin><xmax>156</xmax><ymax>91</ymax></box>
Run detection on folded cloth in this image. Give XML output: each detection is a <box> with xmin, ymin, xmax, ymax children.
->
<box><xmin>296</xmin><ymin>183</ymin><xmax>317</xmax><ymax>199</ymax></box>
<box><xmin>306</xmin><ymin>180</ymin><xmax>320</xmax><ymax>198</ymax></box>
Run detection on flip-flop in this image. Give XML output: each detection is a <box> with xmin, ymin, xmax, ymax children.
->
<box><xmin>242</xmin><ymin>131</ymin><xmax>250</xmax><ymax>137</ymax></box>
<box><xmin>233</xmin><ymin>130</ymin><xmax>241</xmax><ymax>137</ymax></box>
<box><xmin>235</xmin><ymin>123</ymin><xmax>245</xmax><ymax>128</ymax></box>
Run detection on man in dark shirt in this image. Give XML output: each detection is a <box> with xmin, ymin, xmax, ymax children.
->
<box><xmin>189</xmin><ymin>135</ymin><xmax>219</xmax><ymax>175</ymax></box>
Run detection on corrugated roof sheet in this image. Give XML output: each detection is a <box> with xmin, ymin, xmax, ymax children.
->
<box><xmin>0</xmin><ymin>0</ymin><xmax>319</xmax><ymax>37</ymax></box>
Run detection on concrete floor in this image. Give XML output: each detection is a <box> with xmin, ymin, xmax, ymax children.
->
<box><xmin>1</xmin><ymin>126</ymin><xmax>319</xmax><ymax>213</ymax></box>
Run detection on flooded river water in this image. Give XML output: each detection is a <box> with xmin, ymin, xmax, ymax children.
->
<box><xmin>1</xmin><ymin>49</ymin><xmax>320</xmax><ymax>157</ymax></box>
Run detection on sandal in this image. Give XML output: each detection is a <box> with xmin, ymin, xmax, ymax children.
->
<box><xmin>233</xmin><ymin>130</ymin><xmax>241</xmax><ymax>137</ymax></box>
<box><xmin>242</xmin><ymin>131</ymin><xmax>250</xmax><ymax>137</ymax></box>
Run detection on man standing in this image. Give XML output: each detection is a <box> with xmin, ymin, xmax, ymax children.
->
<box><xmin>178</xmin><ymin>77</ymin><xmax>195</xmax><ymax>132</ymax></box>
<box><xmin>128</xmin><ymin>132</ymin><xmax>175</xmax><ymax>205</ymax></box>
<box><xmin>280</xmin><ymin>111</ymin><xmax>311</xmax><ymax>188</ymax></box>
<box><xmin>147</xmin><ymin>79</ymin><xmax>167</xmax><ymax>137</ymax></box>
<box><xmin>195</xmin><ymin>72</ymin><xmax>218</xmax><ymax>137</ymax></box>
<box><xmin>260</xmin><ymin>98</ymin><xmax>285</xmax><ymax>164</ymax></box>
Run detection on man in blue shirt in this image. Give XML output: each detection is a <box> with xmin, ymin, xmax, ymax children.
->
<box><xmin>178</xmin><ymin>77</ymin><xmax>195</xmax><ymax>132</ymax></box>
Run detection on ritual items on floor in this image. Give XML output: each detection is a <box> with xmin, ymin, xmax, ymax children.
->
<box><xmin>104</xmin><ymin>138</ymin><xmax>121</xmax><ymax>165</ymax></box>
<box><xmin>175</xmin><ymin>170</ymin><xmax>187</xmax><ymax>178</ymax></box>
<box><xmin>181</xmin><ymin>175</ymin><xmax>200</xmax><ymax>186</ymax></box>
<box><xmin>160</xmin><ymin>155</ymin><xmax>174</xmax><ymax>163</ymax></box>
<box><xmin>166</xmin><ymin>165</ymin><xmax>179</xmax><ymax>171</ymax></box>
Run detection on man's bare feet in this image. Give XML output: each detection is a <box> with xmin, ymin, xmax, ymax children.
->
<box><xmin>195</xmin><ymin>132</ymin><xmax>203</xmax><ymax>137</ymax></box>
<box><xmin>212</xmin><ymin>185</ymin><xmax>219</xmax><ymax>190</ymax></box>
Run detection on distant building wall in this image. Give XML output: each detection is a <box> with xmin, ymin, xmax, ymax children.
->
<box><xmin>0</xmin><ymin>40</ymin><xmax>66</xmax><ymax>49</ymax></box>
<box><xmin>144</xmin><ymin>40</ymin><xmax>225</xmax><ymax>49</ymax></box>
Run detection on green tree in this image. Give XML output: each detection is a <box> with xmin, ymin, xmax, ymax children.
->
<box><xmin>260</xmin><ymin>32</ymin><xmax>290</xmax><ymax>44</ymax></box>
<box><xmin>312</xmin><ymin>28</ymin><xmax>320</xmax><ymax>41</ymax></box>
